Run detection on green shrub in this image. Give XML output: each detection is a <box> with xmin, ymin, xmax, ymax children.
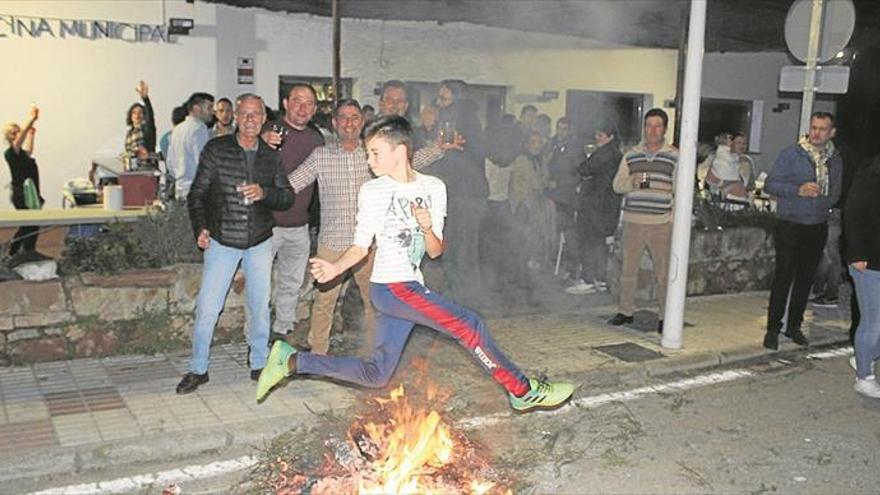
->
<box><xmin>59</xmin><ymin>202</ymin><xmax>200</xmax><ymax>276</ymax></box>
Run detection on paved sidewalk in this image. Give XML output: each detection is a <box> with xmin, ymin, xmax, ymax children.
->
<box><xmin>0</xmin><ymin>291</ymin><xmax>852</xmax><ymax>489</ymax></box>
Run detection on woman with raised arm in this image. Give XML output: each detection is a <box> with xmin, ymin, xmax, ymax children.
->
<box><xmin>4</xmin><ymin>104</ymin><xmax>44</xmax><ymax>259</ymax></box>
<box><xmin>124</xmin><ymin>80</ymin><xmax>157</xmax><ymax>169</ymax></box>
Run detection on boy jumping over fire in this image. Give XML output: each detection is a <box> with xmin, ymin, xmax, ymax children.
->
<box><xmin>256</xmin><ymin>116</ymin><xmax>573</xmax><ymax>412</ymax></box>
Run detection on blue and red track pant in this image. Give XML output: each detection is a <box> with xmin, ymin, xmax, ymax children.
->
<box><xmin>296</xmin><ymin>281</ymin><xmax>531</xmax><ymax>397</ymax></box>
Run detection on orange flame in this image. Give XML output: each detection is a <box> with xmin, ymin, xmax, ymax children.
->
<box><xmin>356</xmin><ymin>385</ymin><xmax>496</xmax><ymax>494</ymax></box>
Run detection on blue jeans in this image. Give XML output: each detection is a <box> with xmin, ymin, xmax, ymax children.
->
<box><xmin>297</xmin><ymin>281</ymin><xmax>531</xmax><ymax>397</ymax></box>
<box><xmin>189</xmin><ymin>238</ymin><xmax>273</xmax><ymax>374</ymax></box>
<box><xmin>850</xmin><ymin>266</ymin><xmax>880</xmax><ymax>379</ymax></box>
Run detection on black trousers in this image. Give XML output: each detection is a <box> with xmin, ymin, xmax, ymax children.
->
<box><xmin>576</xmin><ymin>212</ymin><xmax>610</xmax><ymax>282</ymax></box>
<box><xmin>767</xmin><ymin>220</ymin><xmax>828</xmax><ymax>333</ymax></box>
<box><xmin>9</xmin><ymin>193</ymin><xmax>38</xmax><ymax>256</ymax></box>
<box><xmin>443</xmin><ymin>198</ymin><xmax>486</xmax><ymax>301</ymax></box>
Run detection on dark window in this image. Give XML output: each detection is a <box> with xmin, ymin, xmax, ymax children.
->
<box><xmin>698</xmin><ymin>98</ymin><xmax>752</xmax><ymax>144</ymax></box>
<box><xmin>565</xmin><ymin>90</ymin><xmax>650</xmax><ymax>147</ymax></box>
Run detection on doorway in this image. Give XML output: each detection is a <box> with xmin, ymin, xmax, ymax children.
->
<box><xmin>566</xmin><ymin>90</ymin><xmax>652</xmax><ymax>147</ymax></box>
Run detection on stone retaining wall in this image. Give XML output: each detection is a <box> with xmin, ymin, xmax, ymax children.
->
<box><xmin>0</xmin><ymin>226</ymin><xmax>775</xmax><ymax>364</ymax></box>
<box><xmin>607</xmin><ymin>225</ymin><xmax>775</xmax><ymax>302</ymax></box>
<box><xmin>0</xmin><ymin>264</ymin><xmax>217</xmax><ymax>364</ymax></box>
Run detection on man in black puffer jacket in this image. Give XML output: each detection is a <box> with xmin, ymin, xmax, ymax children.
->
<box><xmin>177</xmin><ymin>94</ymin><xmax>294</xmax><ymax>395</ymax></box>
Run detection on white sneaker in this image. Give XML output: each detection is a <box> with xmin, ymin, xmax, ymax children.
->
<box><xmin>854</xmin><ymin>376</ymin><xmax>880</xmax><ymax>399</ymax></box>
<box><xmin>565</xmin><ymin>280</ymin><xmax>596</xmax><ymax>295</ymax></box>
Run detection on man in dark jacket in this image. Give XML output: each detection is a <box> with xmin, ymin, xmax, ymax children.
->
<box><xmin>763</xmin><ymin>112</ymin><xmax>842</xmax><ymax>350</ymax></box>
<box><xmin>545</xmin><ymin>117</ymin><xmax>585</xmax><ymax>281</ymax></box>
<box><xmin>177</xmin><ymin>94</ymin><xmax>294</xmax><ymax>394</ymax></box>
<box><xmin>428</xmin><ymin>80</ymin><xmax>489</xmax><ymax>303</ymax></box>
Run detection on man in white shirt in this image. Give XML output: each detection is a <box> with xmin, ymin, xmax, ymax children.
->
<box><xmin>167</xmin><ymin>92</ymin><xmax>214</xmax><ymax>200</ymax></box>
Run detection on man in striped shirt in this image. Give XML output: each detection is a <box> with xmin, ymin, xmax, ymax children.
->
<box><xmin>608</xmin><ymin>108</ymin><xmax>678</xmax><ymax>334</ymax></box>
<box><xmin>287</xmin><ymin>99</ymin><xmax>444</xmax><ymax>355</ymax></box>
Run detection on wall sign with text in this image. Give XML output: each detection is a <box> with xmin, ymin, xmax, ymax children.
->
<box><xmin>0</xmin><ymin>14</ymin><xmax>172</xmax><ymax>43</ymax></box>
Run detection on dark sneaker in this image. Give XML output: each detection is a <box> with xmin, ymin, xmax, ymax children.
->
<box><xmin>785</xmin><ymin>328</ymin><xmax>809</xmax><ymax>346</ymax></box>
<box><xmin>509</xmin><ymin>379</ymin><xmax>574</xmax><ymax>412</ymax></box>
<box><xmin>763</xmin><ymin>331</ymin><xmax>779</xmax><ymax>350</ymax></box>
<box><xmin>607</xmin><ymin>313</ymin><xmax>634</xmax><ymax>326</ymax></box>
<box><xmin>810</xmin><ymin>296</ymin><xmax>838</xmax><ymax>308</ymax></box>
<box><xmin>250</xmin><ymin>368</ymin><xmax>262</xmax><ymax>381</ymax></box>
<box><xmin>176</xmin><ymin>372</ymin><xmax>209</xmax><ymax>394</ymax></box>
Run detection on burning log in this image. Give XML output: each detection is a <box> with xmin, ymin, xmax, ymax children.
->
<box><xmin>254</xmin><ymin>383</ymin><xmax>513</xmax><ymax>494</ymax></box>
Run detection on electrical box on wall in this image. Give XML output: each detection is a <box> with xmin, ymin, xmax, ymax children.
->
<box><xmin>168</xmin><ymin>18</ymin><xmax>193</xmax><ymax>36</ymax></box>
<box><xmin>237</xmin><ymin>58</ymin><xmax>254</xmax><ymax>85</ymax></box>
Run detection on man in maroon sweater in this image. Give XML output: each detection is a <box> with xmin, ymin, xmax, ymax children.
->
<box><xmin>261</xmin><ymin>83</ymin><xmax>324</xmax><ymax>338</ymax></box>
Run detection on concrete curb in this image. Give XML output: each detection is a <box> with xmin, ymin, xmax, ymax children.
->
<box><xmin>1</xmin><ymin>413</ymin><xmax>325</xmax><ymax>490</ymax></box>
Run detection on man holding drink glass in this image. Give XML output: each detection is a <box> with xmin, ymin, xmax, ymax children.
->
<box><xmin>608</xmin><ymin>109</ymin><xmax>678</xmax><ymax>334</ymax></box>
<box><xmin>762</xmin><ymin>112</ymin><xmax>842</xmax><ymax>350</ymax></box>
<box><xmin>177</xmin><ymin>93</ymin><xmax>294</xmax><ymax>395</ymax></box>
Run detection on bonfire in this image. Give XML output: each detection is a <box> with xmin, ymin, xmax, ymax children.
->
<box><xmin>262</xmin><ymin>382</ymin><xmax>512</xmax><ymax>494</ymax></box>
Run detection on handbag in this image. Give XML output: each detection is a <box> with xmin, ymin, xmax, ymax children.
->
<box><xmin>23</xmin><ymin>178</ymin><xmax>42</xmax><ymax>210</ymax></box>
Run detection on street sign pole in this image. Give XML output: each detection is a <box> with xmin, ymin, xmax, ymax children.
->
<box><xmin>799</xmin><ymin>0</ymin><xmax>825</xmax><ymax>136</ymax></box>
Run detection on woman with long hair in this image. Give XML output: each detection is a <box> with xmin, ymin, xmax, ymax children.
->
<box><xmin>124</xmin><ymin>80</ymin><xmax>156</xmax><ymax>168</ymax></box>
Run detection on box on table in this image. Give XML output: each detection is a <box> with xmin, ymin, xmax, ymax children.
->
<box><xmin>118</xmin><ymin>172</ymin><xmax>159</xmax><ymax>207</ymax></box>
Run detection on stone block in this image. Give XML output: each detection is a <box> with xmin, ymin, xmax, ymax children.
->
<box><xmin>216</xmin><ymin>308</ymin><xmax>245</xmax><ymax>336</ymax></box>
<box><xmin>0</xmin><ymin>280</ymin><xmax>66</xmax><ymax>314</ymax></box>
<box><xmin>80</xmin><ymin>268</ymin><xmax>176</xmax><ymax>288</ymax></box>
<box><xmin>698</xmin><ymin>229</ymin><xmax>724</xmax><ymax>260</ymax></box>
<box><xmin>14</xmin><ymin>312</ymin><xmax>74</xmax><ymax>328</ymax></box>
<box><xmin>71</xmin><ymin>329</ymin><xmax>119</xmax><ymax>358</ymax></box>
<box><xmin>0</xmin><ymin>316</ymin><xmax>14</xmax><ymax>331</ymax></box>
<box><xmin>70</xmin><ymin>286</ymin><xmax>167</xmax><ymax>321</ymax></box>
<box><xmin>168</xmin><ymin>264</ymin><xmax>202</xmax><ymax>313</ymax></box>
<box><xmin>720</xmin><ymin>227</ymin><xmax>769</xmax><ymax>261</ymax></box>
<box><xmin>44</xmin><ymin>327</ymin><xmax>63</xmax><ymax>336</ymax></box>
<box><xmin>8</xmin><ymin>329</ymin><xmax>39</xmax><ymax>342</ymax></box>
<box><xmin>65</xmin><ymin>325</ymin><xmax>86</xmax><ymax>342</ymax></box>
<box><xmin>170</xmin><ymin>315</ymin><xmax>193</xmax><ymax>337</ymax></box>
<box><xmin>9</xmin><ymin>335</ymin><xmax>67</xmax><ymax>363</ymax></box>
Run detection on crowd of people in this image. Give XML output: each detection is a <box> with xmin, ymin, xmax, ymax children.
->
<box><xmin>4</xmin><ymin>77</ymin><xmax>877</xmax><ymax>405</ymax></box>
<box><xmin>168</xmin><ymin>84</ymin><xmax>575</xmax><ymax>413</ymax></box>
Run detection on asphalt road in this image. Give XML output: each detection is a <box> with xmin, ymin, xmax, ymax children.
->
<box><xmin>26</xmin><ymin>348</ymin><xmax>878</xmax><ymax>495</ymax></box>
<box><xmin>476</xmin><ymin>349</ymin><xmax>879</xmax><ymax>495</ymax></box>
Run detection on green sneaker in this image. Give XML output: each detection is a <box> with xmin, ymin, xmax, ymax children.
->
<box><xmin>509</xmin><ymin>379</ymin><xmax>574</xmax><ymax>412</ymax></box>
<box><xmin>256</xmin><ymin>341</ymin><xmax>297</xmax><ymax>402</ymax></box>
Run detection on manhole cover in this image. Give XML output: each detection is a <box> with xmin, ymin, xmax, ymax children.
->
<box><xmin>594</xmin><ymin>342</ymin><xmax>665</xmax><ymax>363</ymax></box>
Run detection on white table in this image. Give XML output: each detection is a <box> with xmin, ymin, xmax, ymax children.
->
<box><xmin>0</xmin><ymin>206</ymin><xmax>152</xmax><ymax>228</ymax></box>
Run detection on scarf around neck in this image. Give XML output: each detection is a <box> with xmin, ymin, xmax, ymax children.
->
<box><xmin>798</xmin><ymin>135</ymin><xmax>835</xmax><ymax>184</ymax></box>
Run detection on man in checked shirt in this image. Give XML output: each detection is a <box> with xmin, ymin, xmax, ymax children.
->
<box><xmin>288</xmin><ymin>98</ymin><xmax>458</xmax><ymax>355</ymax></box>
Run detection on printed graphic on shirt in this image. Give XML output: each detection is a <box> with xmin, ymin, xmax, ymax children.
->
<box><xmin>383</xmin><ymin>191</ymin><xmax>434</xmax><ymax>273</ymax></box>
